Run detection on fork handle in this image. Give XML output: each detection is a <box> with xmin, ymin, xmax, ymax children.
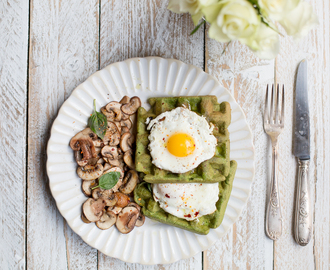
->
<box><xmin>265</xmin><ymin>144</ymin><xmax>282</xmax><ymax>240</ymax></box>
<box><xmin>294</xmin><ymin>159</ymin><xmax>312</xmax><ymax>246</ymax></box>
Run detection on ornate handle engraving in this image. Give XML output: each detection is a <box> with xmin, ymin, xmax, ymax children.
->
<box><xmin>294</xmin><ymin>159</ymin><xmax>312</xmax><ymax>246</ymax></box>
<box><xmin>266</xmin><ymin>145</ymin><xmax>282</xmax><ymax>240</ymax></box>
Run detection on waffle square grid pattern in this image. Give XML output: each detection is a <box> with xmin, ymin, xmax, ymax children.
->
<box><xmin>135</xmin><ymin>96</ymin><xmax>231</xmax><ymax>183</ymax></box>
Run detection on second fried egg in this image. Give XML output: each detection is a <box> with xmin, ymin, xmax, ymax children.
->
<box><xmin>147</xmin><ymin>107</ymin><xmax>217</xmax><ymax>173</ymax></box>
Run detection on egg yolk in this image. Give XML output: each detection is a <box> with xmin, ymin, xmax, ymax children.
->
<box><xmin>166</xmin><ymin>133</ymin><xmax>195</xmax><ymax>157</ymax></box>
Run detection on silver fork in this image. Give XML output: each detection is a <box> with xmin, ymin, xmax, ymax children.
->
<box><xmin>264</xmin><ymin>84</ymin><xmax>285</xmax><ymax>240</ymax></box>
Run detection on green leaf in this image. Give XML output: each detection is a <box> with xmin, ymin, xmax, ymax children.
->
<box><xmin>92</xmin><ymin>171</ymin><xmax>121</xmax><ymax>190</ymax></box>
<box><xmin>88</xmin><ymin>99</ymin><xmax>108</xmax><ymax>139</ymax></box>
<box><xmin>190</xmin><ymin>20</ymin><xmax>206</xmax><ymax>35</ymax></box>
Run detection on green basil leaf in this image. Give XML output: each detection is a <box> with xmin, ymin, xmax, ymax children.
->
<box><xmin>88</xmin><ymin>100</ymin><xmax>108</xmax><ymax>139</ymax></box>
<box><xmin>98</xmin><ymin>171</ymin><xmax>121</xmax><ymax>190</ymax></box>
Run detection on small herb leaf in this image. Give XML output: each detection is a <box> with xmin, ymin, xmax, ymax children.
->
<box><xmin>147</xmin><ymin>183</ymin><xmax>152</xmax><ymax>193</ymax></box>
<box><xmin>91</xmin><ymin>171</ymin><xmax>121</xmax><ymax>190</ymax></box>
<box><xmin>88</xmin><ymin>99</ymin><xmax>108</xmax><ymax>139</ymax></box>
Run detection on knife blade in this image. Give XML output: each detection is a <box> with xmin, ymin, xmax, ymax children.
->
<box><xmin>293</xmin><ymin>59</ymin><xmax>312</xmax><ymax>246</ymax></box>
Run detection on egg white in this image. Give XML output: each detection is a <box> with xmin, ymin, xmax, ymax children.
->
<box><xmin>147</xmin><ymin>107</ymin><xmax>217</xmax><ymax>173</ymax></box>
<box><xmin>153</xmin><ymin>182</ymin><xmax>219</xmax><ymax>221</ymax></box>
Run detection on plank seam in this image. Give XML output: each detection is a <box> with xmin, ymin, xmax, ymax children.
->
<box><xmin>25</xmin><ymin>1</ymin><xmax>32</xmax><ymax>269</ymax></box>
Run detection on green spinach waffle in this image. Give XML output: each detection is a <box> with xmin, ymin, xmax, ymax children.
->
<box><xmin>135</xmin><ymin>96</ymin><xmax>231</xmax><ymax>183</ymax></box>
<box><xmin>134</xmin><ymin>160</ymin><xmax>237</xmax><ymax>235</ymax></box>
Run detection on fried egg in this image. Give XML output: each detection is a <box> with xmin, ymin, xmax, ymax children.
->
<box><xmin>153</xmin><ymin>182</ymin><xmax>219</xmax><ymax>220</ymax></box>
<box><xmin>147</xmin><ymin>107</ymin><xmax>217</xmax><ymax>173</ymax></box>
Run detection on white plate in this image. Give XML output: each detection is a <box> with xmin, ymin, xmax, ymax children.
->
<box><xmin>47</xmin><ymin>57</ymin><xmax>255</xmax><ymax>265</ymax></box>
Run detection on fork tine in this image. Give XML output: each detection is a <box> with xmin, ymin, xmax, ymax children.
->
<box><xmin>270</xmin><ymin>84</ymin><xmax>274</xmax><ymax>123</ymax></box>
<box><xmin>275</xmin><ymin>84</ymin><xmax>280</xmax><ymax>123</ymax></box>
<box><xmin>281</xmin><ymin>85</ymin><xmax>285</xmax><ymax>124</ymax></box>
<box><xmin>264</xmin><ymin>85</ymin><xmax>269</xmax><ymax>125</ymax></box>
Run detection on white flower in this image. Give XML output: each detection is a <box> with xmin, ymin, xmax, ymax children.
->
<box><xmin>244</xmin><ymin>23</ymin><xmax>280</xmax><ymax>59</ymax></box>
<box><xmin>168</xmin><ymin>0</ymin><xmax>217</xmax><ymax>25</ymax></box>
<box><xmin>258</xmin><ymin>0</ymin><xmax>300</xmax><ymax>20</ymax></box>
<box><xmin>204</xmin><ymin>0</ymin><xmax>260</xmax><ymax>43</ymax></box>
<box><xmin>279</xmin><ymin>1</ymin><xmax>319</xmax><ymax>41</ymax></box>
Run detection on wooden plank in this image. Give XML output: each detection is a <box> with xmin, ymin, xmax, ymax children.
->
<box><xmin>27</xmin><ymin>0</ymin><xmax>99</xmax><ymax>269</ymax></box>
<box><xmin>203</xmin><ymin>37</ymin><xmax>275</xmax><ymax>268</ymax></box>
<box><xmin>98</xmin><ymin>0</ymin><xmax>204</xmax><ymax>268</ymax></box>
<box><xmin>274</xmin><ymin>0</ymin><xmax>330</xmax><ymax>269</ymax></box>
<box><xmin>0</xmin><ymin>0</ymin><xmax>29</xmax><ymax>269</ymax></box>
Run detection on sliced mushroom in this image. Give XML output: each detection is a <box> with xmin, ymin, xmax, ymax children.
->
<box><xmin>70</xmin><ymin>128</ymin><xmax>97</xmax><ymax>160</ymax></box>
<box><xmin>82</xmin><ymin>180</ymin><xmax>97</xmax><ymax>197</ymax></box>
<box><xmin>123</xmin><ymin>150</ymin><xmax>135</xmax><ymax>170</ymax></box>
<box><xmin>121</xmin><ymin>126</ymin><xmax>130</xmax><ymax>135</ymax></box>
<box><xmin>77</xmin><ymin>164</ymin><xmax>104</xmax><ymax>181</ymax></box>
<box><xmin>81</xmin><ymin>213</ymin><xmax>91</xmax><ymax>224</ymax></box>
<box><xmin>116</xmin><ymin>206</ymin><xmax>139</xmax><ymax>234</ymax></box>
<box><xmin>74</xmin><ymin>150</ymin><xmax>88</xmax><ymax>167</ymax></box>
<box><xmin>92</xmin><ymin>188</ymin><xmax>103</xmax><ymax>200</ymax></box>
<box><xmin>82</xmin><ymin>198</ymin><xmax>106</xmax><ymax>222</ymax></box>
<box><xmin>114</xmin><ymin>192</ymin><xmax>131</xmax><ymax>208</ymax></box>
<box><xmin>108</xmin><ymin>159</ymin><xmax>120</xmax><ymax>167</ymax></box>
<box><xmin>104</xmin><ymin>101</ymin><xmax>122</xmax><ymax>122</ymax></box>
<box><xmin>93</xmin><ymin>138</ymin><xmax>104</xmax><ymax>148</ymax></box>
<box><xmin>101</xmin><ymin>146</ymin><xmax>119</xmax><ymax>160</ymax></box>
<box><xmin>121</xmin><ymin>96</ymin><xmax>141</xmax><ymax>115</ymax></box>
<box><xmin>127</xmin><ymin>202</ymin><xmax>141</xmax><ymax>211</ymax></box>
<box><xmin>121</xmin><ymin>119</ymin><xmax>132</xmax><ymax>130</ymax></box>
<box><xmin>96</xmin><ymin>211</ymin><xmax>117</xmax><ymax>230</ymax></box>
<box><xmin>104</xmin><ymin>192</ymin><xmax>118</xmax><ymax>207</ymax></box>
<box><xmin>120</xmin><ymin>133</ymin><xmax>132</xmax><ymax>152</ymax></box>
<box><xmin>114</xmin><ymin>121</ymin><xmax>122</xmax><ymax>134</ymax></box>
<box><xmin>135</xmin><ymin>213</ymin><xmax>145</xmax><ymax>227</ymax></box>
<box><xmin>103</xmin><ymin>122</ymin><xmax>120</xmax><ymax>146</ymax></box>
<box><xmin>119</xmin><ymin>170</ymin><xmax>138</xmax><ymax>194</ymax></box>
<box><xmin>119</xmin><ymin>96</ymin><xmax>130</xmax><ymax>104</ymax></box>
<box><xmin>97</xmin><ymin>158</ymin><xmax>105</xmax><ymax>164</ymax></box>
<box><xmin>103</xmin><ymin>162</ymin><xmax>111</xmax><ymax>171</ymax></box>
<box><xmin>109</xmin><ymin>206</ymin><xmax>122</xmax><ymax>215</ymax></box>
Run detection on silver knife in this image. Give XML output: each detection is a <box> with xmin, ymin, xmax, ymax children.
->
<box><xmin>293</xmin><ymin>59</ymin><xmax>312</xmax><ymax>246</ymax></box>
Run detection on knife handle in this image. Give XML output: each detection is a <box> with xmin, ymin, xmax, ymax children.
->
<box><xmin>294</xmin><ymin>159</ymin><xmax>312</xmax><ymax>246</ymax></box>
<box><xmin>265</xmin><ymin>144</ymin><xmax>282</xmax><ymax>240</ymax></box>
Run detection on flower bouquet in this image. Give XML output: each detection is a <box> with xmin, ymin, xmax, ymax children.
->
<box><xmin>168</xmin><ymin>0</ymin><xmax>318</xmax><ymax>59</ymax></box>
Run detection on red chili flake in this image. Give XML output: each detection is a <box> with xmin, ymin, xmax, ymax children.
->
<box><xmin>194</xmin><ymin>212</ymin><xmax>199</xmax><ymax>217</ymax></box>
<box><xmin>165</xmin><ymin>194</ymin><xmax>170</xmax><ymax>198</ymax></box>
<box><xmin>184</xmin><ymin>214</ymin><xmax>192</xmax><ymax>218</ymax></box>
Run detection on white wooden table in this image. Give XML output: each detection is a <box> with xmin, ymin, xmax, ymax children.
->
<box><xmin>1</xmin><ymin>1</ymin><xmax>329</xmax><ymax>269</ymax></box>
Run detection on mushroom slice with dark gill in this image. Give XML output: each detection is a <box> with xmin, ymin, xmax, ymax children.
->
<box><xmin>123</xmin><ymin>150</ymin><xmax>135</xmax><ymax>170</ymax></box>
<box><xmin>82</xmin><ymin>198</ymin><xmax>106</xmax><ymax>222</ymax></box>
<box><xmin>135</xmin><ymin>213</ymin><xmax>145</xmax><ymax>227</ymax></box>
<box><xmin>82</xmin><ymin>179</ymin><xmax>97</xmax><ymax>197</ymax></box>
<box><xmin>77</xmin><ymin>164</ymin><xmax>104</xmax><ymax>181</ymax></box>
<box><xmin>70</xmin><ymin>128</ymin><xmax>97</xmax><ymax>161</ymax></box>
<box><xmin>120</xmin><ymin>132</ymin><xmax>132</xmax><ymax>152</ymax></box>
<box><xmin>96</xmin><ymin>211</ymin><xmax>117</xmax><ymax>230</ymax></box>
<box><xmin>103</xmin><ymin>122</ymin><xmax>120</xmax><ymax>146</ymax></box>
<box><xmin>116</xmin><ymin>206</ymin><xmax>139</xmax><ymax>234</ymax></box>
<box><xmin>121</xmin><ymin>96</ymin><xmax>141</xmax><ymax>115</ymax></box>
<box><xmin>119</xmin><ymin>170</ymin><xmax>138</xmax><ymax>194</ymax></box>
<box><xmin>121</xmin><ymin>119</ymin><xmax>132</xmax><ymax>130</ymax></box>
<box><xmin>104</xmin><ymin>101</ymin><xmax>122</xmax><ymax>122</ymax></box>
<box><xmin>101</xmin><ymin>146</ymin><xmax>118</xmax><ymax>160</ymax></box>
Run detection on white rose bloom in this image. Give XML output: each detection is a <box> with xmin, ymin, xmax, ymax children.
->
<box><xmin>258</xmin><ymin>0</ymin><xmax>300</xmax><ymax>20</ymax></box>
<box><xmin>244</xmin><ymin>23</ymin><xmax>280</xmax><ymax>59</ymax></box>
<box><xmin>279</xmin><ymin>1</ymin><xmax>319</xmax><ymax>41</ymax></box>
<box><xmin>168</xmin><ymin>0</ymin><xmax>217</xmax><ymax>24</ymax></box>
<box><xmin>205</xmin><ymin>0</ymin><xmax>260</xmax><ymax>43</ymax></box>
